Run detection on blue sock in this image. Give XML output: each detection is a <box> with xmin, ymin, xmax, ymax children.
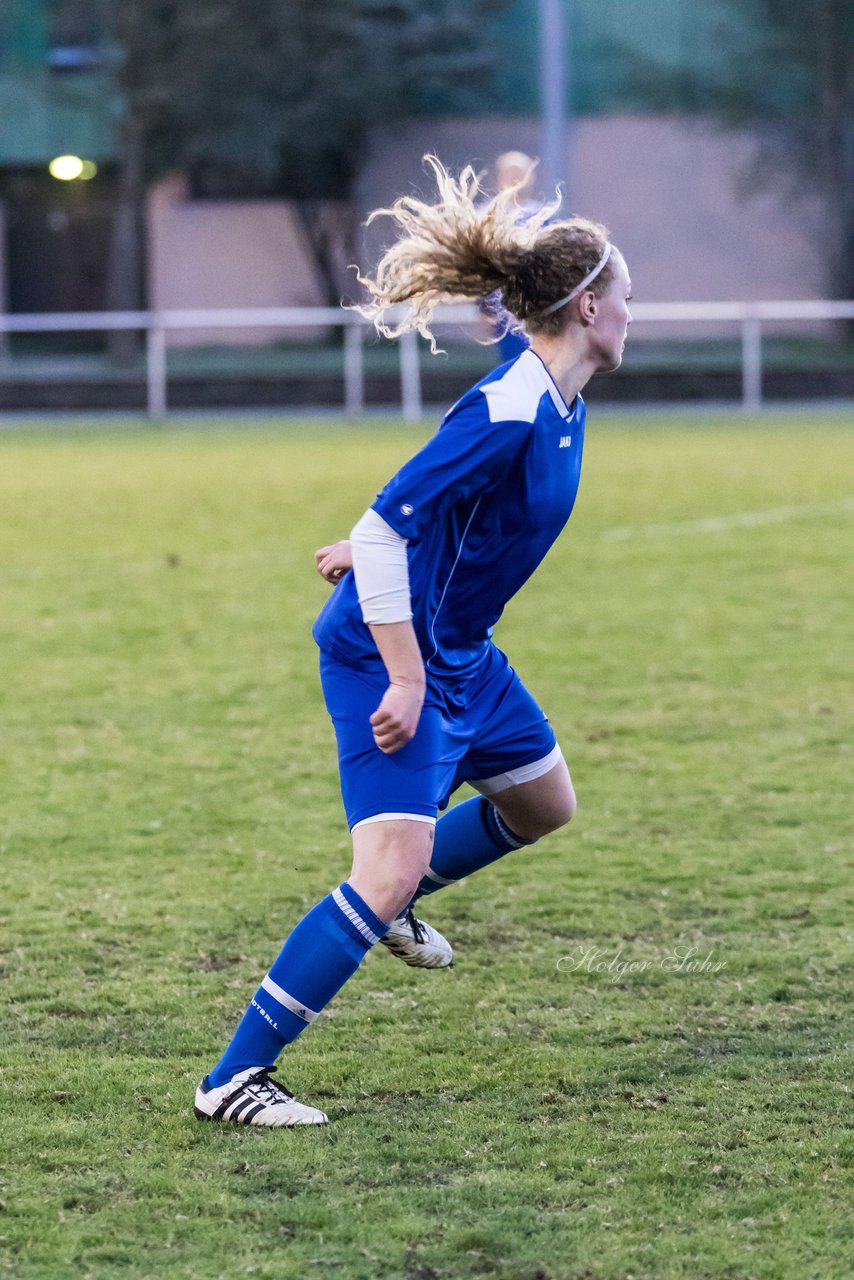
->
<box><xmin>411</xmin><ymin>796</ymin><xmax>534</xmax><ymax>903</ymax></box>
<box><xmin>207</xmin><ymin>883</ymin><xmax>389</xmax><ymax>1087</ymax></box>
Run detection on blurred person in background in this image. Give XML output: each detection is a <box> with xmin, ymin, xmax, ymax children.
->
<box><xmin>494</xmin><ymin>149</ymin><xmax>540</xmax><ymax>217</ymax></box>
<box><xmin>194</xmin><ymin>156</ymin><xmax>632</xmax><ymax>1128</ymax></box>
<box><xmin>481</xmin><ymin>150</ymin><xmax>553</xmax><ymax>361</ymax></box>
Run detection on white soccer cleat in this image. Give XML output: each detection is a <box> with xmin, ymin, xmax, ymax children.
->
<box><xmin>379</xmin><ymin>907</ymin><xmax>453</xmax><ymax>969</ymax></box>
<box><xmin>194</xmin><ymin>1066</ymin><xmax>328</xmax><ymax>1127</ymax></box>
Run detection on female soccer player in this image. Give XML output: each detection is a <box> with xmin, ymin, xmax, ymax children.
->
<box><xmin>194</xmin><ymin>157</ymin><xmax>632</xmax><ymax>1127</ymax></box>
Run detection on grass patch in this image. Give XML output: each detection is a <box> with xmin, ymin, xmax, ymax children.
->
<box><xmin>1</xmin><ymin>413</ymin><xmax>852</xmax><ymax>1279</ymax></box>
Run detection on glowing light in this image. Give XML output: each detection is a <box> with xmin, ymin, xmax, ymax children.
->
<box><xmin>49</xmin><ymin>155</ymin><xmax>85</xmax><ymax>181</ymax></box>
<box><xmin>79</xmin><ymin>160</ymin><xmax>98</xmax><ymax>180</ymax></box>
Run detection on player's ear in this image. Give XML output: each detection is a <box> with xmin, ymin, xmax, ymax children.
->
<box><xmin>578</xmin><ymin>290</ymin><xmax>597</xmax><ymax>325</ymax></box>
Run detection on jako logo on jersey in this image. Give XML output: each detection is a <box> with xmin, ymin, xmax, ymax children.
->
<box><xmin>400</xmin><ymin>503</ymin><xmax>414</xmax><ymax>517</ymax></box>
<box><xmin>559</xmin><ymin>435</ymin><xmax>572</xmax><ymax>448</ymax></box>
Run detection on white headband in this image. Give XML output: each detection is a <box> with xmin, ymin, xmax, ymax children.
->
<box><xmin>541</xmin><ymin>242</ymin><xmax>612</xmax><ymax>316</ymax></box>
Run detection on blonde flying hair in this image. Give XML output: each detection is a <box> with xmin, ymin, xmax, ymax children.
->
<box><xmin>355</xmin><ymin>155</ymin><xmax>615</xmax><ymax>352</ymax></box>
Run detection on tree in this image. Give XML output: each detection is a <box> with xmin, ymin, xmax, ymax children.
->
<box><xmin>105</xmin><ymin>0</ymin><xmax>510</xmax><ymax>321</ymax></box>
<box><xmin>613</xmin><ymin>0</ymin><xmax>854</xmax><ymax>299</ymax></box>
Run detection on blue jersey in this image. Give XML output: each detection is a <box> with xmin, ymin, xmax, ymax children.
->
<box><xmin>313</xmin><ymin>349</ymin><xmax>586</xmax><ymax>680</ymax></box>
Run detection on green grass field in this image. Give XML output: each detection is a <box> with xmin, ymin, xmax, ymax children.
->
<box><xmin>1</xmin><ymin>412</ymin><xmax>852</xmax><ymax>1280</ymax></box>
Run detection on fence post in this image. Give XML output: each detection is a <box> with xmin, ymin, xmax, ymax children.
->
<box><xmin>741</xmin><ymin>316</ymin><xmax>762</xmax><ymax>411</ymax></box>
<box><xmin>399</xmin><ymin>330</ymin><xmax>422</xmax><ymax>421</ymax></box>
<box><xmin>146</xmin><ymin>322</ymin><xmax>167</xmax><ymax>419</ymax></box>
<box><xmin>343</xmin><ymin>322</ymin><xmax>364</xmax><ymax>415</ymax></box>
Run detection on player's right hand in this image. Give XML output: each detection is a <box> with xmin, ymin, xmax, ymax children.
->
<box><xmin>315</xmin><ymin>540</ymin><xmax>353</xmax><ymax>583</ymax></box>
<box><xmin>369</xmin><ymin>682</ymin><xmax>424</xmax><ymax>754</ymax></box>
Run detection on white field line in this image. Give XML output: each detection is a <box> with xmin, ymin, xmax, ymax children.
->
<box><xmin>602</xmin><ymin>496</ymin><xmax>854</xmax><ymax>542</ymax></box>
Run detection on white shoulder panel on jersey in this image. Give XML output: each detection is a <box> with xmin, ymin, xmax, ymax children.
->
<box><xmin>480</xmin><ymin>349</ymin><xmax>564</xmax><ymax>425</ymax></box>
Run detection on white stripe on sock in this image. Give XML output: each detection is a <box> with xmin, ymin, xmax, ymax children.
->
<box><xmin>331</xmin><ymin>886</ymin><xmax>381</xmax><ymax>946</ymax></box>
<box><xmin>260</xmin><ymin>974</ymin><xmax>320</xmax><ymax>1023</ymax></box>
<box><xmin>493</xmin><ymin>809</ymin><xmax>528</xmax><ymax>850</ymax></box>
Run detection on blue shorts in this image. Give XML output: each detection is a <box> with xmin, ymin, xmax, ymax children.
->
<box><xmin>319</xmin><ymin>644</ymin><xmax>561</xmax><ymax>831</ymax></box>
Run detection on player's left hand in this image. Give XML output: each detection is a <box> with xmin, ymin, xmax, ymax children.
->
<box><xmin>315</xmin><ymin>540</ymin><xmax>353</xmax><ymax>583</ymax></box>
<box><xmin>369</xmin><ymin>681</ymin><xmax>424</xmax><ymax>754</ymax></box>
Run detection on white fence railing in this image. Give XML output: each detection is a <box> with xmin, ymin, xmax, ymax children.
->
<box><xmin>0</xmin><ymin>300</ymin><xmax>851</xmax><ymax>419</ymax></box>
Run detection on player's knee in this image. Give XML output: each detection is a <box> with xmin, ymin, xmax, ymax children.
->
<box><xmin>380</xmin><ymin>841</ymin><xmax>432</xmax><ymax>901</ymax></box>
<box><xmin>500</xmin><ymin>783</ymin><xmax>577</xmax><ymax>841</ymax></box>
<box><xmin>563</xmin><ymin>783</ymin><xmax>578</xmax><ymax>825</ymax></box>
<box><xmin>528</xmin><ymin>761</ymin><xmax>578</xmax><ymax>836</ymax></box>
<box><xmin>548</xmin><ymin>776</ymin><xmax>577</xmax><ymax>830</ymax></box>
<box><xmin>387</xmin><ymin>864</ymin><xmax>426</xmax><ymax>904</ymax></box>
<box><xmin>530</xmin><ymin>797</ymin><xmax>576</xmax><ymax>838</ymax></box>
<box><xmin>349</xmin><ymin>864</ymin><xmax>425</xmax><ymax>922</ymax></box>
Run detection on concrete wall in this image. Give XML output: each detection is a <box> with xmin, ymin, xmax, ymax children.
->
<box><xmin>146</xmin><ymin>175</ymin><xmax>330</xmax><ymax>345</ymax></box>
<box><xmin>356</xmin><ymin>115</ymin><xmax>829</xmax><ymax>337</ymax></box>
<box><xmin>144</xmin><ymin>116</ymin><xmax>830</xmax><ymax>346</ymax></box>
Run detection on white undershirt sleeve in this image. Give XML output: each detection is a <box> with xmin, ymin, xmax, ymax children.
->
<box><xmin>349</xmin><ymin>508</ymin><xmax>413</xmax><ymax>625</ymax></box>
